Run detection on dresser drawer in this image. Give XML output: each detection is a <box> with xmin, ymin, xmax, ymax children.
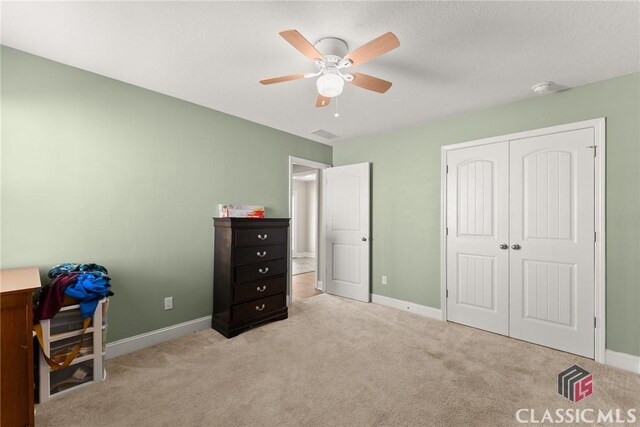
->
<box><xmin>234</xmin><ymin>276</ymin><xmax>286</xmax><ymax>303</ymax></box>
<box><xmin>235</xmin><ymin>259</ymin><xmax>286</xmax><ymax>284</ymax></box>
<box><xmin>235</xmin><ymin>245</ymin><xmax>286</xmax><ymax>266</ymax></box>
<box><xmin>234</xmin><ymin>227</ymin><xmax>287</xmax><ymax>247</ymax></box>
<box><xmin>232</xmin><ymin>294</ymin><xmax>285</xmax><ymax>323</ymax></box>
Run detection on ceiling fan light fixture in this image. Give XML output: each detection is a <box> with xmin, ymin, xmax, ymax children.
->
<box><xmin>316</xmin><ymin>69</ymin><xmax>344</xmax><ymax>98</ymax></box>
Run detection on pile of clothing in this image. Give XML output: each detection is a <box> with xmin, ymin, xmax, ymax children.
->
<box><xmin>35</xmin><ymin>263</ymin><xmax>113</xmax><ymax>321</ymax></box>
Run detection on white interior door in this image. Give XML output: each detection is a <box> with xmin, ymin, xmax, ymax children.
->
<box><xmin>324</xmin><ymin>163</ymin><xmax>370</xmax><ymax>302</ymax></box>
<box><xmin>446</xmin><ymin>142</ymin><xmax>510</xmax><ymax>335</ymax></box>
<box><xmin>509</xmin><ymin>129</ymin><xmax>595</xmax><ymax>358</ymax></box>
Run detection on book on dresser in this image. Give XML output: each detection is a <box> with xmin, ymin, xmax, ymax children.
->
<box><xmin>212</xmin><ymin>217</ymin><xmax>290</xmax><ymax>338</ymax></box>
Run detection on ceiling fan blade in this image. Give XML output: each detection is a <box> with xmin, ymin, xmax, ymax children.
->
<box><xmin>259</xmin><ymin>73</ymin><xmax>306</xmax><ymax>85</ymax></box>
<box><xmin>344</xmin><ymin>32</ymin><xmax>399</xmax><ymax>66</ymax></box>
<box><xmin>316</xmin><ymin>94</ymin><xmax>331</xmax><ymax>108</ymax></box>
<box><xmin>350</xmin><ymin>72</ymin><xmax>393</xmax><ymax>93</ymax></box>
<box><xmin>279</xmin><ymin>30</ymin><xmax>324</xmax><ymax>61</ymax></box>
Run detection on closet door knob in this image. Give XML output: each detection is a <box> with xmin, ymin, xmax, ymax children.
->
<box><xmin>362</xmin><ymin>237</ymin><xmax>367</xmax><ymax>242</ymax></box>
<box><xmin>256</xmin><ymin>285</ymin><xmax>267</xmax><ymax>292</ymax></box>
<box><xmin>511</xmin><ymin>244</ymin><xmax>521</xmax><ymax>250</ymax></box>
<box><xmin>257</xmin><ymin>234</ymin><xmax>268</xmax><ymax>240</ymax></box>
<box><xmin>258</xmin><ymin>268</ymin><xmax>269</xmax><ymax>274</ymax></box>
<box><xmin>255</xmin><ymin>304</ymin><xmax>266</xmax><ymax>311</ymax></box>
<box><xmin>499</xmin><ymin>244</ymin><xmax>508</xmax><ymax>250</ymax></box>
<box><xmin>257</xmin><ymin>251</ymin><xmax>267</xmax><ymax>257</ymax></box>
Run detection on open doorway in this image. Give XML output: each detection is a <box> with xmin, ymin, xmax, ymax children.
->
<box><xmin>288</xmin><ymin>157</ymin><xmax>330</xmax><ymax>304</ymax></box>
<box><xmin>292</xmin><ymin>167</ymin><xmax>320</xmax><ymax>302</ymax></box>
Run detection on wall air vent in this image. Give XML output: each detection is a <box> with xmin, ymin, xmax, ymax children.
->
<box><xmin>309</xmin><ymin>129</ymin><xmax>339</xmax><ymax>140</ymax></box>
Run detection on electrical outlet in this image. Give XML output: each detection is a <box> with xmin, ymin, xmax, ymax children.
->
<box><xmin>381</xmin><ymin>275</ymin><xmax>387</xmax><ymax>285</ymax></box>
<box><xmin>164</xmin><ymin>297</ymin><xmax>173</xmax><ymax>310</ymax></box>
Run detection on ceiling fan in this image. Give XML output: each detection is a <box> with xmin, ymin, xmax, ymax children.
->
<box><xmin>260</xmin><ymin>30</ymin><xmax>400</xmax><ymax>108</ymax></box>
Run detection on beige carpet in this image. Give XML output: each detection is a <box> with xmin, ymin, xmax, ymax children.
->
<box><xmin>36</xmin><ymin>294</ymin><xmax>639</xmax><ymax>426</ymax></box>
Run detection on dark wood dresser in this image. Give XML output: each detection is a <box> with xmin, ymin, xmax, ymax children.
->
<box><xmin>212</xmin><ymin>218</ymin><xmax>289</xmax><ymax>338</ymax></box>
<box><xmin>1</xmin><ymin>268</ymin><xmax>40</xmax><ymax>427</ymax></box>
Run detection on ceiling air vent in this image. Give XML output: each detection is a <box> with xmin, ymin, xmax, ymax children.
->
<box><xmin>310</xmin><ymin>129</ymin><xmax>339</xmax><ymax>140</ymax></box>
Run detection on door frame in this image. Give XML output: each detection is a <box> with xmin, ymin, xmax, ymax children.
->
<box><xmin>440</xmin><ymin>118</ymin><xmax>606</xmax><ymax>362</ymax></box>
<box><xmin>288</xmin><ymin>156</ymin><xmax>332</xmax><ymax>305</ymax></box>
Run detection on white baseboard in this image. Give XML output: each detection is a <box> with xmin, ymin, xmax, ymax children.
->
<box><xmin>605</xmin><ymin>350</ymin><xmax>640</xmax><ymax>374</ymax></box>
<box><xmin>295</xmin><ymin>252</ymin><xmax>315</xmax><ymax>258</ymax></box>
<box><xmin>371</xmin><ymin>294</ymin><xmax>443</xmax><ymax>321</ymax></box>
<box><xmin>106</xmin><ymin>315</ymin><xmax>212</xmax><ymax>359</ymax></box>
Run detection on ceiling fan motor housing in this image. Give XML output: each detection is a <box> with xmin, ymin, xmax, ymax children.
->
<box><xmin>314</xmin><ymin>37</ymin><xmax>348</xmax><ymax>60</ymax></box>
<box><xmin>313</xmin><ymin>37</ymin><xmax>354</xmax><ymax>85</ymax></box>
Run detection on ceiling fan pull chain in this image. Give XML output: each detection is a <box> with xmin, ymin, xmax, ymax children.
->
<box><xmin>334</xmin><ymin>96</ymin><xmax>340</xmax><ymax>118</ymax></box>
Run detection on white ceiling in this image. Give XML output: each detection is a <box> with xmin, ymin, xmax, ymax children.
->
<box><xmin>2</xmin><ymin>2</ymin><xmax>639</xmax><ymax>145</ymax></box>
<box><xmin>292</xmin><ymin>164</ymin><xmax>317</xmax><ymax>174</ymax></box>
<box><xmin>292</xmin><ymin>173</ymin><xmax>317</xmax><ymax>182</ymax></box>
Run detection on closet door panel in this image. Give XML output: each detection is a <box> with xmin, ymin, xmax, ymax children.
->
<box><xmin>446</xmin><ymin>142</ymin><xmax>510</xmax><ymax>335</ymax></box>
<box><xmin>509</xmin><ymin>128</ymin><xmax>595</xmax><ymax>358</ymax></box>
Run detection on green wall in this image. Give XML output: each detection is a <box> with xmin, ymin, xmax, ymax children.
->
<box><xmin>3</xmin><ymin>46</ymin><xmax>638</xmax><ymax>357</ymax></box>
<box><xmin>334</xmin><ymin>73</ymin><xmax>640</xmax><ymax>357</ymax></box>
<box><xmin>1</xmin><ymin>47</ymin><xmax>332</xmax><ymax>342</ymax></box>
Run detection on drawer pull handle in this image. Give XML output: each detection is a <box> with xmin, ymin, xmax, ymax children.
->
<box><xmin>255</xmin><ymin>304</ymin><xmax>266</xmax><ymax>311</ymax></box>
<box><xmin>256</xmin><ymin>285</ymin><xmax>267</xmax><ymax>292</ymax></box>
<box><xmin>257</xmin><ymin>234</ymin><xmax>268</xmax><ymax>240</ymax></box>
<box><xmin>258</xmin><ymin>268</ymin><xmax>269</xmax><ymax>274</ymax></box>
<box><xmin>257</xmin><ymin>251</ymin><xmax>267</xmax><ymax>257</ymax></box>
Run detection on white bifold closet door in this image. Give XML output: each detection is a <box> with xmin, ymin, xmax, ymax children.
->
<box><xmin>446</xmin><ymin>128</ymin><xmax>595</xmax><ymax>358</ymax></box>
<box><xmin>509</xmin><ymin>129</ymin><xmax>595</xmax><ymax>358</ymax></box>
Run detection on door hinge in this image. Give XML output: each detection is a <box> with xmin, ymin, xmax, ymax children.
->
<box><xmin>587</xmin><ymin>145</ymin><xmax>597</xmax><ymax>157</ymax></box>
<box><xmin>446</xmin><ymin>165</ymin><xmax>449</xmax><ymax>173</ymax></box>
<box><xmin>594</xmin><ymin>317</ymin><xmax>597</xmax><ymax>328</ymax></box>
<box><xmin>594</xmin><ymin>231</ymin><xmax>597</xmax><ymax>242</ymax></box>
<box><xmin>446</xmin><ymin>227</ymin><xmax>449</xmax><ymax>236</ymax></box>
<box><xmin>446</xmin><ymin>289</ymin><xmax>449</xmax><ymax>298</ymax></box>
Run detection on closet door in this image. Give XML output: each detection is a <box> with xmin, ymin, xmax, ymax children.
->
<box><xmin>509</xmin><ymin>129</ymin><xmax>595</xmax><ymax>358</ymax></box>
<box><xmin>446</xmin><ymin>142</ymin><xmax>510</xmax><ymax>335</ymax></box>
